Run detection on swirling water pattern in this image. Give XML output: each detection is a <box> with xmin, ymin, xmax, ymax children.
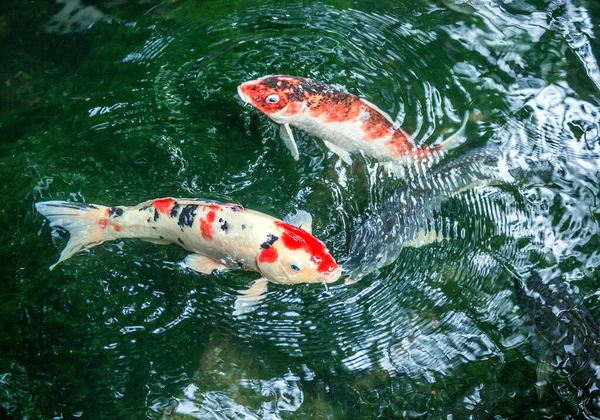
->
<box><xmin>2</xmin><ymin>0</ymin><xmax>600</xmax><ymax>418</ymax></box>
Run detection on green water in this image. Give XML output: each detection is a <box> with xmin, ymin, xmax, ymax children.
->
<box><xmin>2</xmin><ymin>0</ymin><xmax>600</xmax><ymax>418</ymax></box>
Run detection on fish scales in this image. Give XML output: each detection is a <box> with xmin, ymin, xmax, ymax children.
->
<box><xmin>238</xmin><ymin>75</ymin><xmax>468</xmax><ymax>169</ymax></box>
<box><xmin>36</xmin><ymin>198</ymin><xmax>341</xmax><ymax>288</ymax></box>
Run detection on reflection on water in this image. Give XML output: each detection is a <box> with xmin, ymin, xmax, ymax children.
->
<box><xmin>2</xmin><ymin>0</ymin><xmax>600</xmax><ymax>418</ymax></box>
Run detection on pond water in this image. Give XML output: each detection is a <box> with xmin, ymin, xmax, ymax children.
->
<box><xmin>2</xmin><ymin>0</ymin><xmax>600</xmax><ymax>418</ymax></box>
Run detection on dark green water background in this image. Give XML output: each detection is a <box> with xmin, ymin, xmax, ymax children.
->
<box><xmin>2</xmin><ymin>0</ymin><xmax>600</xmax><ymax>418</ymax></box>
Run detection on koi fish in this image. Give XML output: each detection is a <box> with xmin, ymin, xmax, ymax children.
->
<box><xmin>238</xmin><ymin>75</ymin><xmax>468</xmax><ymax>171</ymax></box>
<box><xmin>343</xmin><ymin>147</ymin><xmax>514</xmax><ymax>279</ymax></box>
<box><xmin>515</xmin><ymin>270</ymin><xmax>600</xmax><ymax>415</ymax></box>
<box><xmin>35</xmin><ymin>198</ymin><xmax>341</xmax><ymax>315</ymax></box>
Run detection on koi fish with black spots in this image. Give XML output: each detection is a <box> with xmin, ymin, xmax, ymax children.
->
<box><xmin>35</xmin><ymin>198</ymin><xmax>341</xmax><ymax>315</ymax></box>
<box><xmin>238</xmin><ymin>75</ymin><xmax>468</xmax><ymax>174</ymax></box>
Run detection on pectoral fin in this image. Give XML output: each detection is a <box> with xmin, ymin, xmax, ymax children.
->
<box><xmin>279</xmin><ymin>124</ymin><xmax>300</xmax><ymax>160</ymax></box>
<box><xmin>284</xmin><ymin>210</ymin><xmax>312</xmax><ymax>233</ymax></box>
<box><xmin>144</xmin><ymin>238</ymin><xmax>172</xmax><ymax>245</ymax></box>
<box><xmin>183</xmin><ymin>254</ymin><xmax>230</xmax><ymax>275</ymax></box>
<box><xmin>323</xmin><ymin>140</ymin><xmax>353</xmax><ymax>165</ymax></box>
<box><xmin>233</xmin><ymin>277</ymin><xmax>269</xmax><ymax>316</ymax></box>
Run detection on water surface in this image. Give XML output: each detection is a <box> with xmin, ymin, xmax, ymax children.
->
<box><xmin>2</xmin><ymin>0</ymin><xmax>600</xmax><ymax>417</ymax></box>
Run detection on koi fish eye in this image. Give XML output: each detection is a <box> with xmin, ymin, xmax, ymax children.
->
<box><xmin>265</xmin><ymin>94</ymin><xmax>280</xmax><ymax>104</ymax></box>
<box><xmin>290</xmin><ymin>261</ymin><xmax>302</xmax><ymax>271</ymax></box>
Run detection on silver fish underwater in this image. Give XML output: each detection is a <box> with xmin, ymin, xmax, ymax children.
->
<box><xmin>515</xmin><ymin>269</ymin><xmax>600</xmax><ymax>416</ymax></box>
<box><xmin>343</xmin><ymin>147</ymin><xmax>514</xmax><ymax>279</ymax></box>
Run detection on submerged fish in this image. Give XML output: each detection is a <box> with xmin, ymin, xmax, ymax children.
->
<box><xmin>515</xmin><ymin>270</ymin><xmax>600</xmax><ymax>416</ymax></box>
<box><xmin>238</xmin><ymin>75</ymin><xmax>467</xmax><ymax>170</ymax></box>
<box><xmin>343</xmin><ymin>147</ymin><xmax>513</xmax><ymax>279</ymax></box>
<box><xmin>36</xmin><ymin>198</ymin><xmax>341</xmax><ymax>314</ymax></box>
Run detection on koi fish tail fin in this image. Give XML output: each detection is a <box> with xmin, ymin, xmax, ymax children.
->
<box><xmin>35</xmin><ymin>201</ymin><xmax>112</xmax><ymax>270</ymax></box>
<box><xmin>438</xmin><ymin>110</ymin><xmax>469</xmax><ymax>153</ymax></box>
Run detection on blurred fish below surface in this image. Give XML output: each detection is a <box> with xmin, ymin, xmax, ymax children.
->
<box><xmin>343</xmin><ymin>146</ymin><xmax>520</xmax><ymax>280</ymax></box>
<box><xmin>514</xmin><ymin>269</ymin><xmax>600</xmax><ymax>418</ymax></box>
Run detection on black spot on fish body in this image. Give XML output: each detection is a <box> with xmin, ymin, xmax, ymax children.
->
<box><xmin>221</xmin><ymin>221</ymin><xmax>229</xmax><ymax>232</ymax></box>
<box><xmin>160</xmin><ymin>235</ymin><xmax>164</xmax><ymax>240</ymax></box>
<box><xmin>219</xmin><ymin>218</ymin><xmax>223</xmax><ymax>223</ymax></box>
<box><xmin>178</xmin><ymin>238</ymin><xmax>184</xmax><ymax>245</ymax></box>
<box><xmin>109</xmin><ymin>207</ymin><xmax>124</xmax><ymax>217</ymax></box>
<box><xmin>287</xmin><ymin>91</ymin><xmax>304</xmax><ymax>102</ymax></box>
<box><xmin>260</xmin><ymin>234</ymin><xmax>279</xmax><ymax>250</ymax></box>
<box><xmin>241</xmin><ymin>224</ymin><xmax>246</xmax><ymax>230</ymax></box>
<box><xmin>229</xmin><ymin>205</ymin><xmax>244</xmax><ymax>212</ymax></box>
<box><xmin>170</xmin><ymin>204</ymin><xmax>180</xmax><ymax>218</ymax></box>
<box><xmin>154</xmin><ymin>209</ymin><xmax>160</xmax><ymax>222</ymax></box>
<box><xmin>147</xmin><ymin>217</ymin><xmax>151</xmax><ymax>223</ymax></box>
<box><xmin>178</xmin><ymin>205</ymin><xmax>197</xmax><ymax>229</ymax></box>
<box><xmin>139</xmin><ymin>204</ymin><xmax>152</xmax><ymax>212</ymax></box>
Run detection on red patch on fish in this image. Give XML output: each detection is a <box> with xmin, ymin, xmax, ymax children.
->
<box><xmin>239</xmin><ymin>83</ymin><xmax>290</xmax><ymax>114</ymax></box>
<box><xmin>361</xmin><ymin>105</ymin><xmax>394</xmax><ymax>141</ymax></box>
<box><xmin>384</xmin><ymin>129</ymin><xmax>414</xmax><ymax>156</ymax></box>
<box><xmin>275</xmin><ymin>221</ymin><xmax>338</xmax><ymax>274</ymax></box>
<box><xmin>358</xmin><ymin>102</ymin><xmax>430</xmax><ymax>157</ymax></box>
<box><xmin>385</xmin><ymin>130</ymin><xmax>433</xmax><ymax>158</ymax></box>
<box><xmin>154</xmin><ymin>198</ymin><xmax>176</xmax><ymax>216</ymax></box>
<box><xmin>104</xmin><ymin>208</ymin><xmax>111</xmax><ymax>217</ymax></box>
<box><xmin>113</xmin><ymin>224</ymin><xmax>122</xmax><ymax>232</ymax></box>
<box><xmin>309</xmin><ymin>93</ymin><xmax>361</xmax><ymax>123</ymax></box>
<box><xmin>98</xmin><ymin>219</ymin><xmax>108</xmax><ymax>229</ymax></box>
<box><xmin>258</xmin><ymin>246</ymin><xmax>279</xmax><ymax>263</ymax></box>
<box><xmin>200</xmin><ymin>205</ymin><xmax>219</xmax><ymax>240</ymax></box>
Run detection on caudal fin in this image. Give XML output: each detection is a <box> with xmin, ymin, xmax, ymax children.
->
<box><xmin>438</xmin><ymin>110</ymin><xmax>469</xmax><ymax>152</ymax></box>
<box><xmin>35</xmin><ymin>201</ymin><xmax>112</xmax><ymax>270</ymax></box>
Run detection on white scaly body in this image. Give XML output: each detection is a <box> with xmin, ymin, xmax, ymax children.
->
<box><xmin>36</xmin><ymin>198</ymin><xmax>340</xmax><ymax>315</ymax></box>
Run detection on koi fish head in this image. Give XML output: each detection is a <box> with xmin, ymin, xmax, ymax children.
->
<box><xmin>238</xmin><ymin>75</ymin><xmax>315</xmax><ymax>124</ymax></box>
<box><xmin>239</xmin><ymin>75</ymin><xmax>364</xmax><ymax>127</ymax></box>
<box><xmin>256</xmin><ymin>221</ymin><xmax>341</xmax><ymax>285</ymax></box>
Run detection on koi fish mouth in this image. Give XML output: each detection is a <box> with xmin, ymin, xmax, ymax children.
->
<box><xmin>323</xmin><ymin>266</ymin><xmax>343</xmax><ymax>284</ymax></box>
<box><xmin>237</xmin><ymin>82</ymin><xmax>253</xmax><ymax>105</ymax></box>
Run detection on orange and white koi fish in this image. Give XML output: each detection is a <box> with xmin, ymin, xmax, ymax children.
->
<box><xmin>238</xmin><ymin>75</ymin><xmax>467</xmax><ymax>171</ymax></box>
<box><xmin>36</xmin><ymin>198</ymin><xmax>341</xmax><ymax>314</ymax></box>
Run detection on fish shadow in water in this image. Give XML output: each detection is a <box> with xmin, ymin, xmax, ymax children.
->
<box><xmin>514</xmin><ymin>269</ymin><xmax>600</xmax><ymax>416</ymax></box>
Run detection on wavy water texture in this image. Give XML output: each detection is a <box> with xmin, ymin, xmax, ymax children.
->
<box><xmin>118</xmin><ymin>2</ymin><xmax>600</xmax><ymax>418</ymax></box>
<box><xmin>4</xmin><ymin>0</ymin><xmax>600</xmax><ymax>418</ymax></box>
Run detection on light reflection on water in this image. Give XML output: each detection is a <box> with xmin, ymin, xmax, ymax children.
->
<box><xmin>4</xmin><ymin>0</ymin><xmax>600</xmax><ymax>418</ymax></box>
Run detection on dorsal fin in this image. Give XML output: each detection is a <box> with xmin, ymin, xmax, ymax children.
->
<box><xmin>279</xmin><ymin>124</ymin><xmax>300</xmax><ymax>160</ymax></box>
<box><xmin>360</xmin><ymin>98</ymin><xmax>395</xmax><ymax>124</ymax></box>
<box><xmin>283</xmin><ymin>210</ymin><xmax>313</xmax><ymax>233</ymax></box>
<box><xmin>174</xmin><ymin>199</ymin><xmax>223</xmax><ymax>207</ymax></box>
